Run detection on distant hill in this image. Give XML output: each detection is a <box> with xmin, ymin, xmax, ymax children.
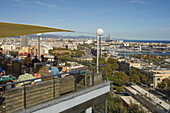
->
<box><xmin>123</xmin><ymin>40</ymin><xmax>170</xmax><ymax>43</ymax></box>
<box><xmin>28</xmin><ymin>34</ymin><xmax>96</xmax><ymax>39</ymax></box>
<box><xmin>10</xmin><ymin>35</ymin><xmax>169</xmax><ymax>43</ymax></box>
<box><xmin>8</xmin><ymin>34</ymin><xmax>126</xmax><ymax>40</ymax></box>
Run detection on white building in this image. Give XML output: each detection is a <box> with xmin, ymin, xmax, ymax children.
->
<box><xmin>85</xmin><ymin>40</ymin><xmax>93</xmax><ymax>44</ymax></box>
<box><xmin>21</xmin><ymin>35</ymin><xmax>28</xmax><ymax>47</ymax></box>
<box><xmin>1</xmin><ymin>44</ymin><xmax>16</xmax><ymax>51</ymax></box>
<box><xmin>68</xmin><ymin>44</ymin><xmax>77</xmax><ymax>50</ymax></box>
<box><xmin>123</xmin><ymin>43</ymin><xmax>130</xmax><ymax>47</ymax></box>
<box><xmin>116</xmin><ymin>40</ymin><xmax>123</xmax><ymax>43</ymax></box>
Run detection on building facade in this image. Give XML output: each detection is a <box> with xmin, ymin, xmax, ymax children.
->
<box><xmin>152</xmin><ymin>70</ymin><xmax>170</xmax><ymax>88</ymax></box>
<box><xmin>21</xmin><ymin>35</ymin><xmax>28</xmax><ymax>47</ymax></box>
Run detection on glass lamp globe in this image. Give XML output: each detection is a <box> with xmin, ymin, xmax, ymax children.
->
<box><xmin>96</xmin><ymin>28</ymin><xmax>104</xmax><ymax>36</ymax></box>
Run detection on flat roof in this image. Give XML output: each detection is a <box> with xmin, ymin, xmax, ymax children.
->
<box><xmin>125</xmin><ymin>86</ymin><xmax>138</xmax><ymax>95</ymax></box>
<box><xmin>121</xmin><ymin>96</ymin><xmax>138</xmax><ymax>105</ymax></box>
<box><xmin>152</xmin><ymin>70</ymin><xmax>170</xmax><ymax>73</ymax></box>
<box><xmin>153</xmin><ymin>74</ymin><xmax>170</xmax><ymax>77</ymax></box>
<box><xmin>0</xmin><ymin>22</ymin><xmax>73</xmax><ymax>38</ymax></box>
<box><xmin>131</xmin><ymin>85</ymin><xmax>170</xmax><ymax>111</ymax></box>
<box><xmin>121</xmin><ymin>96</ymin><xmax>150</xmax><ymax>112</ymax></box>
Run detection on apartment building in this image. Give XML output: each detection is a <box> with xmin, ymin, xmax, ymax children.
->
<box><xmin>152</xmin><ymin>70</ymin><xmax>170</xmax><ymax>88</ymax></box>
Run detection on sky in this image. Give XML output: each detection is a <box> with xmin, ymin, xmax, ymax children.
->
<box><xmin>0</xmin><ymin>0</ymin><xmax>170</xmax><ymax>40</ymax></box>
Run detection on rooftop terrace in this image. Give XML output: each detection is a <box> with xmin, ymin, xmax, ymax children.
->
<box><xmin>0</xmin><ymin>64</ymin><xmax>110</xmax><ymax>113</ymax></box>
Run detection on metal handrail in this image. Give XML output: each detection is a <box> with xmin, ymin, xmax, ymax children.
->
<box><xmin>0</xmin><ymin>64</ymin><xmax>107</xmax><ymax>87</ymax></box>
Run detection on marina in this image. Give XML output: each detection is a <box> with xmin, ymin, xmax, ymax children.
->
<box><xmin>118</xmin><ymin>52</ymin><xmax>170</xmax><ymax>56</ymax></box>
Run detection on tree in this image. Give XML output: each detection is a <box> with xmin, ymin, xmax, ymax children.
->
<box><xmin>94</xmin><ymin>92</ymin><xmax>145</xmax><ymax>113</ymax></box>
<box><xmin>75</xmin><ymin>51</ymin><xmax>83</xmax><ymax>57</ymax></box>
<box><xmin>140</xmin><ymin>74</ymin><xmax>148</xmax><ymax>84</ymax></box>
<box><xmin>110</xmin><ymin>77</ymin><xmax>124</xmax><ymax>86</ymax></box>
<box><xmin>157</xmin><ymin>78</ymin><xmax>170</xmax><ymax>96</ymax></box>
<box><xmin>129</xmin><ymin>67</ymin><xmax>140</xmax><ymax>83</ymax></box>
<box><xmin>113</xmin><ymin>86</ymin><xmax>124</xmax><ymax>92</ymax></box>
<box><xmin>114</xmin><ymin>71</ymin><xmax>129</xmax><ymax>84</ymax></box>
<box><xmin>71</xmin><ymin>53</ymin><xmax>75</xmax><ymax>57</ymax></box>
<box><xmin>107</xmin><ymin>63</ymin><xmax>113</xmax><ymax>76</ymax></box>
<box><xmin>147</xmin><ymin>80</ymin><xmax>152</xmax><ymax>86</ymax></box>
<box><xmin>107</xmin><ymin>58</ymin><xmax>119</xmax><ymax>71</ymax></box>
<box><xmin>157</xmin><ymin>78</ymin><xmax>170</xmax><ymax>90</ymax></box>
<box><xmin>103</xmin><ymin>53</ymin><xmax>107</xmax><ymax>57</ymax></box>
<box><xmin>128</xmin><ymin>103</ymin><xmax>146</xmax><ymax>113</ymax></box>
<box><xmin>107</xmin><ymin>93</ymin><xmax>127</xmax><ymax>113</ymax></box>
<box><xmin>53</xmin><ymin>47</ymin><xmax>68</xmax><ymax>50</ymax></box>
<box><xmin>129</xmin><ymin>67</ymin><xmax>138</xmax><ymax>75</ymax></box>
<box><xmin>129</xmin><ymin>73</ymin><xmax>140</xmax><ymax>83</ymax></box>
<box><xmin>9</xmin><ymin>51</ymin><xmax>18</xmax><ymax>56</ymax></box>
<box><xmin>92</xmin><ymin>57</ymin><xmax>112</xmax><ymax>75</ymax></box>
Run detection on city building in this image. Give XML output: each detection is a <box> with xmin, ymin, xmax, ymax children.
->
<box><xmin>152</xmin><ymin>70</ymin><xmax>170</xmax><ymax>88</ymax></box>
<box><xmin>20</xmin><ymin>35</ymin><xmax>28</xmax><ymax>47</ymax></box>
<box><xmin>84</xmin><ymin>39</ymin><xmax>93</xmax><ymax>44</ymax></box>
<box><xmin>123</xmin><ymin>43</ymin><xmax>130</xmax><ymax>47</ymax></box>
<box><xmin>51</xmin><ymin>50</ymin><xmax>76</xmax><ymax>55</ymax></box>
<box><xmin>108</xmin><ymin>34</ymin><xmax>112</xmax><ymax>40</ymax></box>
<box><xmin>19</xmin><ymin>46</ymin><xmax>49</xmax><ymax>57</ymax></box>
<box><xmin>68</xmin><ymin>44</ymin><xmax>77</xmax><ymax>50</ymax></box>
<box><xmin>116</xmin><ymin>40</ymin><xmax>123</xmax><ymax>43</ymax></box>
<box><xmin>106</xmin><ymin>34</ymin><xmax>112</xmax><ymax>42</ymax></box>
<box><xmin>0</xmin><ymin>44</ymin><xmax>17</xmax><ymax>52</ymax></box>
<box><xmin>121</xmin><ymin>96</ymin><xmax>149</xmax><ymax>112</ymax></box>
<box><xmin>129</xmin><ymin>62</ymin><xmax>142</xmax><ymax>68</ymax></box>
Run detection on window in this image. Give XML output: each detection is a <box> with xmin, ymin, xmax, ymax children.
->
<box><xmin>157</xmin><ymin>78</ymin><xmax>160</xmax><ymax>81</ymax></box>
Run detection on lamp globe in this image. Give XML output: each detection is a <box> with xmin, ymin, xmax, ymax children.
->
<box><xmin>96</xmin><ymin>28</ymin><xmax>104</xmax><ymax>36</ymax></box>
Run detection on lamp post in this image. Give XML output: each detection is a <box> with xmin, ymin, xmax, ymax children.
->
<box><xmin>4</xmin><ymin>37</ymin><xmax>6</xmax><ymax>54</ymax></box>
<box><xmin>96</xmin><ymin>28</ymin><xmax>104</xmax><ymax>73</ymax></box>
<box><xmin>37</xmin><ymin>33</ymin><xmax>42</xmax><ymax>60</ymax></box>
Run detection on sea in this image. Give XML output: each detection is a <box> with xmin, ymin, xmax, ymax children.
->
<box><xmin>118</xmin><ymin>52</ymin><xmax>170</xmax><ymax>56</ymax></box>
<box><xmin>118</xmin><ymin>40</ymin><xmax>170</xmax><ymax>56</ymax></box>
<box><xmin>123</xmin><ymin>40</ymin><xmax>170</xmax><ymax>44</ymax></box>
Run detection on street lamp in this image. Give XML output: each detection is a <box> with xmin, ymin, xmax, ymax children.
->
<box><xmin>37</xmin><ymin>33</ymin><xmax>42</xmax><ymax>59</ymax></box>
<box><xmin>96</xmin><ymin>28</ymin><xmax>104</xmax><ymax>73</ymax></box>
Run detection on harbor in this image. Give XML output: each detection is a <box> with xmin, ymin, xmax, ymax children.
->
<box><xmin>118</xmin><ymin>52</ymin><xmax>170</xmax><ymax>56</ymax></box>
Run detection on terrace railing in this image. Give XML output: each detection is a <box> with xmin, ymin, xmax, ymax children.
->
<box><xmin>0</xmin><ymin>64</ymin><xmax>108</xmax><ymax>113</ymax></box>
